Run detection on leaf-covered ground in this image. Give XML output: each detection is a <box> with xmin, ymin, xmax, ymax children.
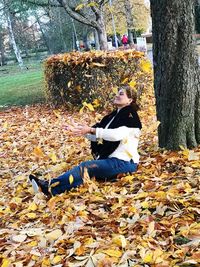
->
<box><xmin>0</xmin><ymin>91</ymin><xmax>200</xmax><ymax>267</ymax></box>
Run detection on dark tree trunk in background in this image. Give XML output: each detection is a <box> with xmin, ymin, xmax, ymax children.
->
<box><xmin>0</xmin><ymin>29</ymin><xmax>6</xmax><ymax>66</ymax></box>
<box><xmin>150</xmin><ymin>0</ymin><xmax>200</xmax><ymax>149</ymax></box>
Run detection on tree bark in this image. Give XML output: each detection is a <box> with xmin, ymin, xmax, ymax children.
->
<box><xmin>124</xmin><ymin>0</ymin><xmax>134</xmax><ymax>45</ymax></box>
<box><xmin>150</xmin><ymin>0</ymin><xmax>200</xmax><ymax>149</ymax></box>
<box><xmin>6</xmin><ymin>12</ymin><xmax>25</xmax><ymax>69</ymax></box>
<box><xmin>0</xmin><ymin>28</ymin><xmax>6</xmax><ymax>66</ymax></box>
<box><xmin>4</xmin><ymin>0</ymin><xmax>25</xmax><ymax>69</ymax></box>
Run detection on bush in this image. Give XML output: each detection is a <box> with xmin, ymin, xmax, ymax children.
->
<box><xmin>44</xmin><ymin>50</ymin><xmax>152</xmax><ymax>109</ymax></box>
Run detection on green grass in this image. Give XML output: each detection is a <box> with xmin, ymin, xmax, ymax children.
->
<box><xmin>0</xmin><ymin>62</ymin><xmax>46</xmax><ymax>107</ymax></box>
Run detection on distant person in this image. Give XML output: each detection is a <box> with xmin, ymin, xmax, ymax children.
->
<box><xmin>29</xmin><ymin>85</ymin><xmax>142</xmax><ymax>197</ymax></box>
<box><xmin>122</xmin><ymin>34</ymin><xmax>128</xmax><ymax>47</ymax></box>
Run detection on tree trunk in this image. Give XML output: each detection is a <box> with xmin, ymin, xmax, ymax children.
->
<box><xmin>150</xmin><ymin>0</ymin><xmax>200</xmax><ymax>149</ymax></box>
<box><xmin>35</xmin><ymin>12</ymin><xmax>52</xmax><ymax>54</ymax></box>
<box><xmin>124</xmin><ymin>0</ymin><xmax>134</xmax><ymax>45</ymax></box>
<box><xmin>94</xmin><ymin>29</ymin><xmax>100</xmax><ymax>50</ymax></box>
<box><xmin>5</xmin><ymin>4</ymin><xmax>25</xmax><ymax>69</ymax></box>
<box><xmin>0</xmin><ymin>29</ymin><xmax>6</xmax><ymax>66</ymax></box>
<box><xmin>96</xmin><ymin>16</ymin><xmax>108</xmax><ymax>50</ymax></box>
<box><xmin>57</xmin><ymin>0</ymin><xmax>108</xmax><ymax>50</ymax></box>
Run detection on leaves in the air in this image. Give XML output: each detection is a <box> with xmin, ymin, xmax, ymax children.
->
<box><xmin>0</xmin><ymin>85</ymin><xmax>200</xmax><ymax>266</ymax></box>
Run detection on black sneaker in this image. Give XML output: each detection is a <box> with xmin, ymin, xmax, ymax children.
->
<box><xmin>29</xmin><ymin>174</ymin><xmax>50</xmax><ymax>196</ymax></box>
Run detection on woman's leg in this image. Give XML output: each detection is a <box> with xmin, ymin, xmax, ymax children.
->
<box><xmin>50</xmin><ymin>157</ymin><xmax>137</xmax><ymax>196</ymax></box>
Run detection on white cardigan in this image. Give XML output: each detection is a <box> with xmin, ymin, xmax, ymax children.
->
<box><xmin>86</xmin><ymin>126</ymin><xmax>141</xmax><ymax>163</ymax></box>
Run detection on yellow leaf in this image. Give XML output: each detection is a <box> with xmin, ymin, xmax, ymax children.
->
<box><xmin>26</xmin><ymin>213</ymin><xmax>37</xmax><ymax>219</ymax></box>
<box><xmin>75</xmin><ymin>3</ymin><xmax>85</xmax><ymax>11</ymax></box>
<box><xmin>191</xmin><ymin>161</ymin><xmax>200</xmax><ymax>168</ymax></box>
<box><xmin>121</xmin><ymin>77</ymin><xmax>129</xmax><ymax>84</ymax></box>
<box><xmin>45</xmin><ymin>229</ymin><xmax>63</xmax><ymax>242</ymax></box>
<box><xmin>79</xmin><ymin>106</ymin><xmax>85</xmax><ymax>114</ymax></box>
<box><xmin>92</xmin><ymin>98</ymin><xmax>100</xmax><ymax>107</ymax></box>
<box><xmin>3</xmin><ymin>121</ymin><xmax>8</xmax><ymax>130</ymax></box>
<box><xmin>28</xmin><ymin>203</ymin><xmax>38</xmax><ymax>211</ymax></box>
<box><xmin>33</xmin><ymin>147</ymin><xmax>45</xmax><ymax>158</ymax></box>
<box><xmin>83</xmin><ymin>102</ymin><xmax>95</xmax><ymax>111</ymax></box>
<box><xmin>143</xmin><ymin>253</ymin><xmax>153</xmax><ymax>263</ymax></box>
<box><xmin>112</xmin><ymin>235</ymin><xmax>127</xmax><ymax>248</ymax></box>
<box><xmin>102</xmin><ymin>249</ymin><xmax>122</xmax><ymax>258</ymax></box>
<box><xmin>28</xmin><ymin>241</ymin><xmax>38</xmax><ymax>247</ymax></box>
<box><xmin>87</xmin><ymin>2</ymin><xmax>98</xmax><ymax>8</ymax></box>
<box><xmin>69</xmin><ymin>174</ymin><xmax>74</xmax><ymax>184</ymax></box>
<box><xmin>51</xmin><ymin>255</ymin><xmax>62</xmax><ymax>264</ymax></box>
<box><xmin>140</xmin><ymin>60</ymin><xmax>152</xmax><ymax>73</ymax></box>
<box><xmin>141</xmin><ymin>201</ymin><xmax>149</xmax><ymax>209</ymax></box>
<box><xmin>49</xmin><ymin>152</ymin><xmax>57</xmax><ymax>163</ymax></box>
<box><xmin>1</xmin><ymin>259</ymin><xmax>11</xmax><ymax>267</ymax></box>
<box><xmin>42</xmin><ymin>257</ymin><xmax>51</xmax><ymax>266</ymax></box>
<box><xmin>129</xmin><ymin>79</ymin><xmax>136</xmax><ymax>88</ymax></box>
<box><xmin>112</xmin><ymin>87</ymin><xmax>118</xmax><ymax>94</ymax></box>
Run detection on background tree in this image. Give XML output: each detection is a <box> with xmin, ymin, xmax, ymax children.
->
<box><xmin>0</xmin><ymin>25</ymin><xmax>6</xmax><ymax>65</ymax></box>
<box><xmin>24</xmin><ymin>0</ymin><xmax>109</xmax><ymax>50</ymax></box>
<box><xmin>150</xmin><ymin>0</ymin><xmax>200</xmax><ymax>149</ymax></box>
<box><xmin>195</xmin><ymin>0</ymin><xmax>200</xmax><ymax>33</ymax></box>
<box><xmin>2</xmin><ymin>0</ymin><xmax>26</xmax><ymax>69</ymax></box>
<box><xmin>105</xmin><ymin>0</ymin><xmax>149</xmax><ymax>39</ymax></box>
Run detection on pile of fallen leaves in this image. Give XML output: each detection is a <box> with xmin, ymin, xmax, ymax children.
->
<box><xmin>0</xmin><ymin>88</ymin><xmax>200</xmax><ymax>267</ymax></box>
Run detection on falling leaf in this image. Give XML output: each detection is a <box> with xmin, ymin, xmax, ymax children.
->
<box><xmin>129</xmin><ymin>79</ymin><xmax>137</xmax><ymax>88</ymax></box>
<box><xmin>91</xmin><ymin>62</ymin><xmax>106</xmax><ymax>67</ymax></box>
<box><xmin>68</xmin><ymin>81</ymin><xmax>72</xmax><ymax>87</ymax></box>
<box><xmin>69</xmin><ymin>174</ymin><xmax>74</xmax><ymax>184</ymax></box>
<box><xmin>75</xmin><ymin>3</ymin><xmax>85</xmax><ymax>11</ymax></box>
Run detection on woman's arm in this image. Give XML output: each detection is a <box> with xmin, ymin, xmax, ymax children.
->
<box><xmin>96</xmin><ymin>127</ymin><xmax>141</xmax><ymax>142</ymax></box>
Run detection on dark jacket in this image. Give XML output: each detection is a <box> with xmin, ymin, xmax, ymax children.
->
<box><xmin>91</xmin><ymin>105</ymin><xmax>142</xmax><ymax>159</ymax></box>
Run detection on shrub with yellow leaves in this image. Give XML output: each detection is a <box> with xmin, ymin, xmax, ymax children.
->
<box><xmin>44</xmin><ymin>50</ymin><xmax>152</xmax><ymax>109</ymax></box>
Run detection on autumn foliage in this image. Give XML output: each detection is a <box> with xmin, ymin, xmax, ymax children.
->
<box><xmin>44</xmin><ymin>50</ymin><xmax>152</xmax><ymax>108</ymax></box>
<box><xmin>1</xmin><ymin>83</ymin><xmax>200</xmax><ymax>266</ymax></box>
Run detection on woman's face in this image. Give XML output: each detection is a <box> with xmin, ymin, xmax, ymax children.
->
<box><xmin>113</xmin><ymin>89</ymin><xmax>132</xmax><ymax>108</ymax></box>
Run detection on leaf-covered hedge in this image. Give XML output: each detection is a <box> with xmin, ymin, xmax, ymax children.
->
<box><xmin>44</xmin><ymin>50</ymin><xmax>152</xmax><ymax>109</ymax></box>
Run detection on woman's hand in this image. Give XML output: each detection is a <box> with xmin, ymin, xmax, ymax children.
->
<box><xmin>63</xmin><ymin>123</ymin><xmax>94</xmax><ymax>136</ymax></box>
<box><xmin>72</xmin><ymin>124</ymin><xmax>92</xmax><ymax>136</ymax></box>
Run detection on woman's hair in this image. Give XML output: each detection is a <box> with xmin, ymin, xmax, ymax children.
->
<box><xmin>119</xmin><ymin>84</ymin><xmax>140</xmax><ymax>111</ymax></box>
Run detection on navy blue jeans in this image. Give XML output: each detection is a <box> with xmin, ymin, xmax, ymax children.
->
<box><xmin>50</xmin><ymin>157</ymin><xmax>137</xmax><ymax>196</ymax></box>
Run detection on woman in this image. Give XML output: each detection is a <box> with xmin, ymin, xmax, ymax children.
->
<box><xmin>29</xmin><ymin>85</ymin><xmax>142</xmax><ymax>197</ymax></box>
